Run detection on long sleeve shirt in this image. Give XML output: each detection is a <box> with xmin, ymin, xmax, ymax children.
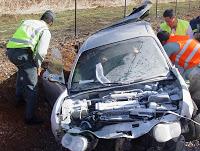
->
<box><xmin>170</xmin><ymin>24</ymin><xmax>193</xmax><ymax>38</ymax></box>
<box><xmin>34</xmin><ymin>21</ymin><xmax>51</xmax><ymax>68</ymax></box>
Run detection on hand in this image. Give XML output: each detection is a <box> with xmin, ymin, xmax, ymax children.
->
<box><xmin>37</xmin><ymin>67</ymin><xmax>42</xmax><ymax>76</ymax></box>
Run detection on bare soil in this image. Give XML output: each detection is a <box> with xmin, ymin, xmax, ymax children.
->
<box><xmin>0</xmin><ymin>6</ymin><xmax>200</xmax><ymax>151</ymax></box>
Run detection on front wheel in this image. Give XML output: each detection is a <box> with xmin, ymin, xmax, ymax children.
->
<box><xmin>185</xmin><ymin>112</ymin><xmax>200</xmax><ymax>141</ymax></box>
<box><xmin>115</xmin><ymin>138</ymin><xmax>132</xmax><ymax>151</ymax></box>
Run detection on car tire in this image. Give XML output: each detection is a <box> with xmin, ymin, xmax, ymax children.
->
<box><xmin>186</xmin><ymin>112</ymin><xmax>200</xmax><ymax>141</ymax></box>
<box><xmin>162</xmin><ymin>135</ymin><xmax>186</xmax><ymax>151</ymax></box>
<box><xmin>115</xmin><ymin>138</ymin><xmax>132</xmax><ymax>151</ymax></box>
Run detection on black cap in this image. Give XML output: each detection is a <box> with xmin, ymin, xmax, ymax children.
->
<box><xmin>157</xmin><ymin>31</ymin><xmax>170</xmax><ymax>43</ymax></box>
<box><xmin>163</xmin><ymin>9</ymin><xmax>174</xmax><ymax>18</ymax></box>
<box><xmin>41</xmin><ymin>10</ymin><xmax>55</xmax><ymax>24</ymax></box>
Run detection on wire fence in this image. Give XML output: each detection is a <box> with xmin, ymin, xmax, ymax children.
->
<box><xmin>153</xmin><ymin>0</ymin><xmax>200</xmax><ymax>18</ymax></box>
<box><xmin>71</xmin><ymin>0</ymin><xmax>200</xmax><ymax>39</ymax></box>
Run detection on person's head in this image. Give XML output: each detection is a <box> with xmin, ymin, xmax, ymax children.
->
<box><xmin>40</xmin><ymin>10</ymin><xmax>55</xmax><ymax>26</ymax></box>
<box><xmin>157</xmin><ymin>31</ymin><xmax>170</xmax><ymax>45</ymax></box>
<box><xmin>163</xmin><ymin>9</ymin><xmax>177</xmax><ymax>28</ymax></box>
<box><xmin>194</xmin><ymin>33</ymin><xmax>200</xmax><ymax>42</ymax></box>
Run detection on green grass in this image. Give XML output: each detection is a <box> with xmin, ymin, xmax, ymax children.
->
<box><xmin>149</xmin><ymin>1</ymin><xmax>200</xmax><ymax>18</ymax></box>
<box><xmin>0</xmin><ymin>1</ymin><xmax>199</xmax><ymax>42</ymax></box>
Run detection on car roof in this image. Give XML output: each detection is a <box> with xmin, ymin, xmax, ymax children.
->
<box><xmin>79</xmin><ymin>21</ymin><xmax>157</xmax><ymax>53</ymax></box>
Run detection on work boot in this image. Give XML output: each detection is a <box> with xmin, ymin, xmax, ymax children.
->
<box><xmin>25</xmin><ymin>116</ymin><xmax>44</xmax><ymax>125</ymax></box>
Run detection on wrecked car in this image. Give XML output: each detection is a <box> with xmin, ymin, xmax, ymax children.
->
<box><xmin>42</xmin><ymin>1</ymin><xmax>198</xmax><ymax>151</ymax></box>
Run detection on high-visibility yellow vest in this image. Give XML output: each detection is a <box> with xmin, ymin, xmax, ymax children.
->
<box><xmin>7</xmin><ymin>20</ymin><xmax>48</xmax><ymax>56</ymax></box>
<box><xmin>160</xmin><ymin>19</ymin><xmax>190</xmax><ymax>36</ymax></box>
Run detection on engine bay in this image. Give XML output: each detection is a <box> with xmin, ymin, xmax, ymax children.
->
<box><xmin>60</xmin><ymin>80</ymin><xmax>182</xmax><ymax>132</ymax></box>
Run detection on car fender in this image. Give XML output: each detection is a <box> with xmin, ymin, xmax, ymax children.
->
<box><xmin>51</xmin><ymin>89</ymin><xmax>68</xmax><ymax>139</ymax></box>
<box><xmin>171</xmin><ymin>67</ymin><xmax>194</xmax><ymax>118</ymax></box>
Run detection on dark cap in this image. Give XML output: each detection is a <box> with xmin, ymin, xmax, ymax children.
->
<box><xmin>157</xmin><ymin>31</ymin><xmax>170</xmax><ymax>44</ymax></box>
<box><xmin>163</xmin><ymin>9</ymin><xmax>174</xmax><ymax>18</ymax></box>
<box><xmin>41</xmin><ymin>10</ymin><xmax>55</xmax><ymax>24</ymax></box>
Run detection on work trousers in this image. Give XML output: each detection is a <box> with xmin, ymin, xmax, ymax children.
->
<box><xmin>6</xmin><ymin>48</ymin><xmax>38</xmax><ymax>120</ymax></box>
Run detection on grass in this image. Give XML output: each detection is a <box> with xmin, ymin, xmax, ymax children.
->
<box><xmin>0</xmin><ymin>1</ymin><xmax>199</xmax><ymax>42</ymax></box>
<box><xmin>150</xmin><ymin>1</ymin><xmax>200</xmax><ymax>17</ymax></box>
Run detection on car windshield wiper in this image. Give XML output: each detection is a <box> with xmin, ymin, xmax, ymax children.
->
<box><xmin>73</xmin><ymin>80</ymin><xmax>125</xmax><ymax>86</ymax></box>
<box><xmin>70</xmin><ymin>74</ymin><xmax>172</xmax><ymax>93</ymax></box>
<box><xmin>128</xmin><ymin>75</ymin><xmax>171</xmax><ymax>84</ymax></box>
<box><xmin>70</xmin><ymin>81</ymin><xmax>125</xmax><ymax>93</ymax></box>
<box><xmin>70</xmin><ymin>80</ymin><xmax>107</xmax><ymax>92</ymax></box>
<box><xmin>101</xmin><ymin>75</ymin><xmax>171</xmax><ymax>86</ymax></box>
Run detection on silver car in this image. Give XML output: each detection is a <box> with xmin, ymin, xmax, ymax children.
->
<box><xmin>42</xmin><ymin>2</ymin><xmax>196</xmax><ymax>151</ymax></box>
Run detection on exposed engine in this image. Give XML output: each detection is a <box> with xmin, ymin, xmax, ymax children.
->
<box><xmin>60</xmin><ymin>81</ymin><xmax>182</xmax><ymax>132</ymax></box>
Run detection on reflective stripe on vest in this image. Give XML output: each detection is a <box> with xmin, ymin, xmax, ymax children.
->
<box><xmin>7</xmin><ymin>22</ymin><xmax>48</xmax><ymax>53</ymax></box>
<box><xmin>9</xmin><ymin>26</ymin><xmax>45</xmax><ymax>49</ymax></box>
<box><xmin>184</xmin><ymin>44</ymin><xmax>200</xmax><ymax>68</ymax></box>
<box><xmin>170</xmin><ymin>39</ymin><xmax>200</xmax><ymax>69</ymax></box>
<box><xmin>9</xmin><ymin>38</ymin><xmax>35</xmax><ymax>48</ymax></box>
<box><xmin>175</xmin><ymin>39</ymin><xmax>192</xmax><ymax>63</ymax></box>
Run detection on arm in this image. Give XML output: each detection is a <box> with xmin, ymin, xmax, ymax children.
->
<box><xmin>163</xmin><ymin>42</ymin><xmax>180</xmax><ymax>57</ymax></box>
<box><xmin>187</xmin><ymin>24</ymin><xmax>194</xmax><ymax>38</ymax></box>
<box><xmin>34</xmin><ymin>30</ymin><xmax>51</xmax><ymax>68</ymax></box>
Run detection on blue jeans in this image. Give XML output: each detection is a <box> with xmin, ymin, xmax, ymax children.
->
<box><xmin>6</xmin><ymin>48</ymin><xmax>38</xmax><ymax>120</ymax></box>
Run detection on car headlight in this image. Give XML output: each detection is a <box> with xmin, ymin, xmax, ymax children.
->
<box><xmin>61</xmin><ymin>133</ymin><xmax>88</xmax><ymax>151</ymax></box>
<box><xmin>153</xmin><ymin>122</ymin><xmax>181</xmax><ymax>142</ymax></box>
<box><xmin>51</xmin><ymin>89</ymin><xmax>68</xmax><ymax>139</ymax></box>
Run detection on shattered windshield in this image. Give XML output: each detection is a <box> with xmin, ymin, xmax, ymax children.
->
<box><xmin>71</xmin><ymin>37</ymin><xmax>169</xmax><ymax>91</ymax></box>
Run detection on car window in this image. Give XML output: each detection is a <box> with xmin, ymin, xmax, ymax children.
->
<box><xmin>71</xmin><ymin>37</ymin><xmax>169</xmax><ymax>91</ymax></box>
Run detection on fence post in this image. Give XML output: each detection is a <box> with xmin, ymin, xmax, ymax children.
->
<box><xmin>156</xmin><ymin>0</ymin><xmax>158</xmax><ymax>18</ymax></box>
<box><xmin>175</xmin><ymin>0</ymin><xmax>177</xmax><ymax>16</ymax></box>
<box><xmin>124</xmin><ymin>0</ymin><xmax>127</xmax><ymax>18</ymax></box>
<box><xmin>189</xmin><ymin>0</ymin><xmax>191</xmax><ymax>10</ymax></box>
<box><xmin>74</xmin><ymin>0</ymin><xmax>77</xmax><ymax>38</ymax></box>
<box><xmin>199</xmin><ymin>0</ymin><xmax>200</xmax><ymax>8</ymax></box>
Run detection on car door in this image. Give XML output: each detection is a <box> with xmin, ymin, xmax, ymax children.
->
<box><xmin>42</xmin><ymin>48</ymin><xmax>67</xmax><ymax>106</ymax></box>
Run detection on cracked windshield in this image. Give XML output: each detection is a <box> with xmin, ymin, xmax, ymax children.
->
<box><xmin>71</xmin><ymin>37</ymin><xmax>169</xmax><ymax>91</ymax></box>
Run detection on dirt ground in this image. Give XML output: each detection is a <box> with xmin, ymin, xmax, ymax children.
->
<box><xmin>0</xmin><ymin>7</ymin><xmax>200</xmax><ymax>151</ymax></box>
<box><xmin>0</xmin><ymin>47</ymin><xmax>61</xmax><ymax>151</ymax></box>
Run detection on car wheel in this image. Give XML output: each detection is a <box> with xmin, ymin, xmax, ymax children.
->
<box><xmin>115</xmin><ymin>138</ymin><xmax>132</xmax><ymax>151</ymax></box>
<box><xmin>162</xmin><ymin>135</ymin><xmax>186</xmax><ymax>151</ymax></box>
<box><xmin>186</xmin><ymin>112</ymin><xmax>200</xmax><ymax>141</ymax></box>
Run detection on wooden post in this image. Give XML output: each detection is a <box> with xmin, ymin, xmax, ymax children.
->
<box><xmin>175</xmin><ymin>0</ymin><xmax>177</xmax><ymax>16</ymax></box>
<box><xmin>189</xmin><ymin>0</ymin><xmax>191</xmax><ymax>10</ymax></box>
<box><xmin>124</xmin><ymin>0</ymin><xmax>127</xmax><ymax>18</ymax></box>
<box><xmin>199</xmin><ymin>0</ymin><xmax>200</xmax><ymax>8</ymax></box>
<box><xmin>75</xmin><ymin>0</ymin><xmax>77</xmax><ymax>38</ymax></box>
<box><xmin>156</xmin><ymin>0</ymin><xmax>158</xmax><ymax>18</ymax></box>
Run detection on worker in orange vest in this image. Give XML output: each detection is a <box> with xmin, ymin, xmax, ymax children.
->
<box><xmin>157</xmin><ymin>31</ymin><xmax>200</xmax><ymax>106</ymax></box>
<box><xmin>157</xmin><ymin>31</ymin><xmax>200</xmax><ymax>78</ymax></box>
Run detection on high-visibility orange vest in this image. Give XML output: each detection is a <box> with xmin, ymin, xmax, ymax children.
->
<box><xmin>168</xmin><ymin>36</ymin><xmax>200</xmax><ymax>69</ymax></box>
<box><xmin>167</xmin><ymin>35</ymin><xmax>190</xmax><ymax>43</ymax></box>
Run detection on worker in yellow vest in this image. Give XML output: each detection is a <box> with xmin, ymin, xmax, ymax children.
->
<box><xmin>157</xmin><ymin>31</ymin><xmax>200</xmax><ymax>107</ymax></box>
<box><xmin>160</xmin><ymin>9</ymin><xmax>193</xmax><ymax>38</ymax></box>
<box><xmin>6</xmin><ymin>10</ymin><xmax>55</xmax><ymax>125</ymax></box>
